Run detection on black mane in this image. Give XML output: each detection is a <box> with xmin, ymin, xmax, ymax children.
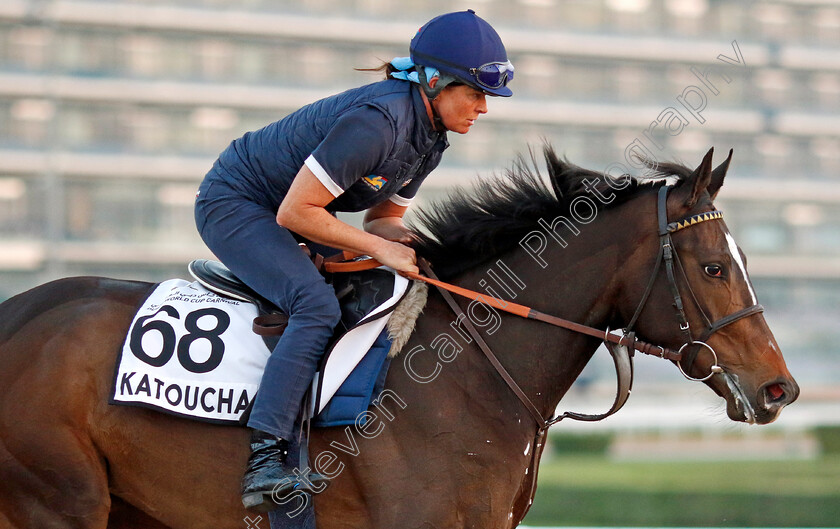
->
<box><xmin>410</xmin><ymin>145</ymin><xmax>691</xmax><ymax>278</ymax></box>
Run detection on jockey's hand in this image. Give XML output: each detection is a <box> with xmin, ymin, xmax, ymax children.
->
<box><xmin>372</xmin><ymin>240</ymin><xmax>419</xmax><ymax>274</ymax></box>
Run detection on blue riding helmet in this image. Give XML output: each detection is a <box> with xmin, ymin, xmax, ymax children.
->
<box><xmin>410</xmin><ymin>9</ymin><xmax>514</xmax><ymax>98</ymax></box>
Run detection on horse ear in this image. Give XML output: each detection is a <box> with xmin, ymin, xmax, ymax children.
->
<box><xmin>708</xmin><ymin>148</ymin><xmax>733</xmax><ymax>201</ymax></box>
<box><xmin>681</xmin><ymin>147</ymin><xmax>714</xmax><ymax>208</ymax></box>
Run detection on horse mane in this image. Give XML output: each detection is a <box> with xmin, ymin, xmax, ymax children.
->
<box><xmin>410</xmin><ymin>144</ymin><xmax>692</xmax><ymax>278</ymax></box>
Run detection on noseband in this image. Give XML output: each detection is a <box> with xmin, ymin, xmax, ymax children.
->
<box><xmin>624</xmin><ymin>185</ymin><xmax>764</xmax><ymax>381</ymax></box>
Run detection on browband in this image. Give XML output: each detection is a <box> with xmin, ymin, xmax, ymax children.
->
<box><xmin>667</xmin><ymin>210</ymin><xmax>723</xmax><ymax>234</ymax></box>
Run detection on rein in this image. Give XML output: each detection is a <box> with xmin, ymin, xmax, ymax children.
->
<box><xmin>323</xmin><ymin>186</ymin><xmax>763</xmax><ymax>419</ymax></box>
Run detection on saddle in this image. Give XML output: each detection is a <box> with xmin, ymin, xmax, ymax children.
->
<box><xmin>188</xmin><ymin>258</ymin><xmax>399</xmax><ymax>351</ymax></box>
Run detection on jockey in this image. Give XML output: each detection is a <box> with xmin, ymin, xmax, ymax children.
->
<box><xmin>193</xmin><ymin>9</ymin><xmax>513</xmax><ymax>511</ymax></box>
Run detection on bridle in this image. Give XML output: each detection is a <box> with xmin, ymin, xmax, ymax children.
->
<box><xmin>623</xmin><ymin>185</ymin><xmax>765</xmax><ymax>382</ymax></box>
<box><xmin>415</xmin><ymin>184</ymin><xmax>765</xmax><ymax>521</ymax></box>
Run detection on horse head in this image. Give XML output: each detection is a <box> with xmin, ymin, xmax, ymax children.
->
<box><xmin>617</xmin><ymin>148</ymin><xmax>799</xmax><ymax>424</ymax></box>
<box><xmin>414</xmin><ymin>145</ymin><xmax>798</xmax><ymax>426</ymax></box>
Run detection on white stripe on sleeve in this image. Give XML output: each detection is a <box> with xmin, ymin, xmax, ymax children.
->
<box><xmin>388</xmin><ymin>194</ymin><xmax>413</xmax><ymax>207</ymax></box>
<box><xmin>304</xmin><ymin>154</ymin><xmax>344</xmax><ymax>198</ymax></box>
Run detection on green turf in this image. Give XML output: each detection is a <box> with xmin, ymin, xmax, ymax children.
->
<box><xmin>522</xmin><ymin>455</ymin><xmax>840</xmax><ymax>527</ymax></box>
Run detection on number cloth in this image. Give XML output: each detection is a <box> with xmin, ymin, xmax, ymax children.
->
<box><xmin>111</xmin><ymin>279</ymin><xmax>271</xmax><ymax>423</ymax></box>
<box><xmin>111</xmin><ymin>278</ymin><xmax>408</xmax><ymax>425</ymax></box>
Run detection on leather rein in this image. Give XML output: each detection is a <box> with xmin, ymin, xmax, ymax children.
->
<box><xmin>323</xmin><ymin>185</ymin><xmax>764</xmax><ymax>428</ymax></box>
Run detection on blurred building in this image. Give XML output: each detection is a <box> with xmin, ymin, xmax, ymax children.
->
<box><xmin>1</xmin><ymin>0</ymin><xmax>838</xmax><ymax>382</ymax></box>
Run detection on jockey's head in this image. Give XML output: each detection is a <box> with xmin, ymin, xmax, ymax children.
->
<box><xmin>410</xmin><ymin>10</ymin><xmax>514</xmax><ymax>101</ymax></box>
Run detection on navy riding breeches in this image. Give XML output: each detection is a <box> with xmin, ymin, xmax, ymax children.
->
<box><xmin>194</xmin><ymin>178</ymin><xmax>341</xmax><ymax>439</ymax></box>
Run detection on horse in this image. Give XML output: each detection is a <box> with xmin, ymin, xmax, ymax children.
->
<box><xmin>0</xmin><ymin>146</ymin><xmax>798</xmax><ymax>529</ymax></box>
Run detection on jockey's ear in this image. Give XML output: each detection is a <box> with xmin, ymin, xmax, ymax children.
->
<box><xmin>708</xmin><ymin>148</ymin><xmax>733</xmax><ymax>201</ymax></box>
<box><xmin>681</xmin><ymin>147</ymin><xmax>714</xmax><ymax>208</ymax></box>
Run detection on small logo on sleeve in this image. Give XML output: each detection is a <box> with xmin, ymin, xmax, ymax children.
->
<box><xmin>362</xmin><ymin>175</ymin><xmax>387</xmax><ymax>190</ymax></box>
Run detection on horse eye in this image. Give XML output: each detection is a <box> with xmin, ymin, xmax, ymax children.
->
<box><xmin>704</xmin><ymin>264</ymin><xmax>724</xmax><ymax>278</ymax></box>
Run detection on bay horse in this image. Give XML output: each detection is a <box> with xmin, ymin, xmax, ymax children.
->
<box><xmin>0</xmin><ymin>146</ymin><xmax>798</xmax><ymax>529</ymax></box>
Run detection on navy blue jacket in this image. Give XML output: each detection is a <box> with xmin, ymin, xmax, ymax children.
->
<box><xmin>206</xmin><ymin>79</ymin><xmax>448</xmax><ymax>213</ymax></box>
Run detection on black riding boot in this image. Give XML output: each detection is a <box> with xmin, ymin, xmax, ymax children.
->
<box><xmin>241</xmin><ymin>429</ymin><xmax>330</xmax><ymax>512</ymax></box>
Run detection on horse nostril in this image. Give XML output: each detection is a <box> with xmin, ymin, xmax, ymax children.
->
<box><xmin>767</xmin><ymin>383</ymin><xmax>785</xmax><ymax>402</ymax></box>
<box><xmin>759</xmin><ymin>379</ymin><xmax>799</xmax><ymax>413</ymax></box>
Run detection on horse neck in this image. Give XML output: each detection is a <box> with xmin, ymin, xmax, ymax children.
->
<box><xmin>451</xmin><ymin>202</ymin><xmax>644</xmax><ymax>419</ymax></box>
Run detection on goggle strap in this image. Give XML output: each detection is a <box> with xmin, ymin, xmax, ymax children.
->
<box><xmin>411</xmin><ymin>50</ymin><xmax>466</xmax><ymax>74</ymax></box>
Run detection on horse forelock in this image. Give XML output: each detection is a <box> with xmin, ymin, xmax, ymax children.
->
<box><xmin>411</xmin><ymin>144</ymin><xmax>694</xmax><ymax>278</ymax></box>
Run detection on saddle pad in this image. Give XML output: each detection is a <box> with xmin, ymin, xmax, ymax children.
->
<box><xmin>110</xmin><ymin>273</ymin><xmax>410</xmax><ymax>425</ymax></box>
<box><xmin>313</xmin><ymin>272</ymin><xmax>410</xmax><ymax>416</ymax></box>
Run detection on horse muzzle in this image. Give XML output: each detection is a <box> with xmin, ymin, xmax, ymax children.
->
<box><xmin>719</xmin><ymin>372</ymin><xmax>799</xmax><ymax>425</ymax></box>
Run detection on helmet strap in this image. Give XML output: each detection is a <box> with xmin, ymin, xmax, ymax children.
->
<box><xmin>417</xmin><ymin>68</ymin><xmax>455</xmax><ymax>131</ymax></box>
<box><xmin>415</xmin><ymin>68</ymin><xmax>435</xmax><ymax>98</ymax></box>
